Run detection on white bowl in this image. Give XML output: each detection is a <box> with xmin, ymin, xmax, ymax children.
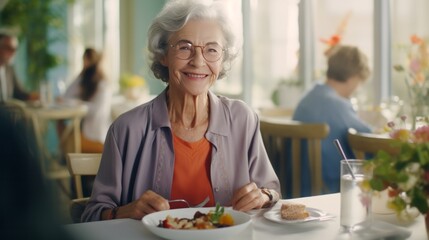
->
<box><xmin>141</xmin><ymin>207</ymin><xmax>251</xmax><ymax>240</ymax></box>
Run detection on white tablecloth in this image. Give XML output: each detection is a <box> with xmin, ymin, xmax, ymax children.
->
<box><xmin>64</xmin><ymin>193</ymin><xmax>426</xmax><ymax>240</ymax></box>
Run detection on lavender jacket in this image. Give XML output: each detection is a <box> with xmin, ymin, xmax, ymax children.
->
<box><xmin>81</xmin><ymin>89</ymin><xmax>280</xmax><ymax>222</ymax></box>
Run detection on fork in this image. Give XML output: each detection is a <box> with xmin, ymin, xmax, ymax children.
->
<box><xmin>316</xmin><ymin>215</ymin><xmax>336</xmax><ymax>222</ymax></box>
<box><xmin>168</xmin><ymin>196</ymin><xmax>210</xmax><ymax>208</ymax></box>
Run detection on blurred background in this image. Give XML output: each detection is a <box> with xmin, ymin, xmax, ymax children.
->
<box><xmin>1</xmin><ymin>0</ymin><xmax>427</xmax><ymax>115</ymax></box>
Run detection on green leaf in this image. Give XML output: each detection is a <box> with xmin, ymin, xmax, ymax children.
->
<box><xmin>396</xmin><ymin>172</ymin><xmax>409</xmax><ymax>183</ymax></box>
<box><xmin>391</xmin><ymin>196</ymin><xmax>407</xmax><ymax>212</ymax></box>
<box><xmin>410</xmin><ymin>188</ymin><xmax>429</xmax><ymax>214</ymax></box>
<box><xmin>369</xmin><ymin>178</ymin><xmax>386</xmax><ymax>191</ymax></box>
<box><xmin>210</xmin><ymin>203</ymin><xmax>225</xmax><ymax>224</ymax></box>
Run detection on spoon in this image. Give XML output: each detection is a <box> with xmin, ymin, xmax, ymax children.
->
<box><xmin>333</xmin><ymin>139</ymin><xmax>356</xmax><ymax>179</ymax></box>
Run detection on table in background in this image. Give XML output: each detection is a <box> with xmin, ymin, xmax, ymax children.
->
<box><xmin>64</xmin><ymin>193</ymin><xmax>426</xmax><ymax>240</ymax></box>
<box><xmin>28</xmin><ymin>102</ymin><xmax>88</xmax><ymax>196</ymax></box>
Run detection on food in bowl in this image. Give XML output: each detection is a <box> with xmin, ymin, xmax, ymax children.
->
<box><xmin>280</xmin><ymin>202</ymin><xmax>309</xmax><ymax>220</ymax></box>
<box><xmin>158</xmin><ymin>204</ymin><xmax>234</xmax><ymax>229</ymax></box>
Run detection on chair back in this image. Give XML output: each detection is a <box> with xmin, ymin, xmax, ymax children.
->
<box><xmin>260</xmin><ymin>119</ymin><xmax>329</xmax><ymax>198</ymax></box>
<box><xmin>66</xmin><ymin>153</ymin><xmax>102</xmax><ymax>223</ymax></box>
<box><xmin>0</xmin><ymin>99</ymin><xmax>31</xmax><ymax>127</ymax></box>
<box><xmin>347</xmin><ymin>128</ymin><xmax>399</xmax><ymax>159</ymax></box>
<box><xmin>67</xmin><ymin>153</ymin><xmax>102</xmax><ymax>199</ymax></box>
<box><xmin>258</xmin><ymin>107</ymin><xmax>294</xmax><ymax>118</ymax></box>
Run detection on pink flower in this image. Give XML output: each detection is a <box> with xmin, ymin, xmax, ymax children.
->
<box><xmin>413</xmin><ymin>126</ymin><xmax>429</xmax><ymax>143</ymax></box>
<box><xmin>409</xmin><ymin>58</ymin><xmax>421</xmax><ymax>74</ymax></box>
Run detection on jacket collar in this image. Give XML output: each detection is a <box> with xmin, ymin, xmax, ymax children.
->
<box><xmin>151</xmin><ymin>88</ymin><xmax>229</xmax><ymax>137</ymax></box>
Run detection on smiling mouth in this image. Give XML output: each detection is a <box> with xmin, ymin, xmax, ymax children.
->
<box><xmin>185</xmin><ymin>73</ymin><xmax>208</xmax><ymax>79</ymax></box>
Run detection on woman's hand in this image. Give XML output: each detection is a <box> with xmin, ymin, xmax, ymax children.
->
<box><xmin>231</xmin><ymin>182</ymin><xmax>269</xmax><ymax>212</ymax></box>
<box><xmin>112</xmin><ymin>190</ymin><xmax>170</xmax><ymax>220</ymax></box>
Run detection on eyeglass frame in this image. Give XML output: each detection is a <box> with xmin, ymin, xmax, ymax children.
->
<box><xmin>168</xmin><ymin>40</ymin><xmax>225</xmax><ymax>62</ymax></box>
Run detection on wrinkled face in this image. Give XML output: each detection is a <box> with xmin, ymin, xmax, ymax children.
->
<box><xmin>0</xmin><ymin>37</ymin><xmax>18</xmax><ymax>65</ymax></box>
<box><xmin>162</xmin><ymin>19</ymin><xmax>225</xmax><ymax>96</ymax></box>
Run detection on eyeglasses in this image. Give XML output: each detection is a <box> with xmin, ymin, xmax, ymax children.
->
<box><xmin>169</xmin><ymin>40</ymin><xmax>224</xmax><ymax>62</ymax></box>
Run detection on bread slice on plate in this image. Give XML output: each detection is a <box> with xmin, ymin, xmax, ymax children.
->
<box><xmin>280</xmin><ymin>203</ymin><xmax>310</xmax><ymax>220</ymax></box>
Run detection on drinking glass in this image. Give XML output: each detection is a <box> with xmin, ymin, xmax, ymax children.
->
<box><xmin>39</xmin><ymin>81</ymin><xmax>53</xmax><ymax>107</ymax></box>
<box><xmin>340</xmin><ymin>159</ymin><xmax>372</xmax><ymax>232</ymax></box>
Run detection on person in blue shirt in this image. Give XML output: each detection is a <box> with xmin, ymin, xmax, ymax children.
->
<box><xmin>293</xmin><ymin>45</ymin><xmax>372</xmax><ymax>194</ymax></box>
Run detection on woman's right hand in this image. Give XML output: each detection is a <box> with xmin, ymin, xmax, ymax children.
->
<box><xmin>115</xmin><ymin>190</ymin><xmax>170</xmax><ymax>220</ymax></box>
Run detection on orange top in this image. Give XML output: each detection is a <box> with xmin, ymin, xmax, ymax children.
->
<box><xmin>170</xmin><ymin>134</ymin><xmax>215</xmax><ymax>208</ymax></box>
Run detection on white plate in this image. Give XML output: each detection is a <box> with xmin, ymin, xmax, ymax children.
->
<box><xmin>264</xmin><ymin>207</ymin><xmax>334</xmax><ymax>224</ymax></box>
<box><xmin>142</xmin><ymin>207</ymin><xmax>251</xmax><ymax>240</ymax></box>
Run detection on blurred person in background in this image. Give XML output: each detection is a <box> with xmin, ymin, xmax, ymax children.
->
<box><xmin>293</xmin><ymin>45</ymin><xmax>372</xmax><ymax>194</ymax></box>
<box><xmin>0</xmin><ymin>32</ymin><xmax>38</xmax><ymax>102</ymax></box>
<box><xmin>0</xmin><ymin>107</ymin><xmax>74</xmax><ymax>240</ymax></box>
<box><xmin>60</xmin><ymin>47</ymin><xmax>111</xmax><ymax>198</ymax></box>
<box><xmin>62</xmin><ymin>47</ymin><xmax>112</xmax><ymax>153</ymax></box>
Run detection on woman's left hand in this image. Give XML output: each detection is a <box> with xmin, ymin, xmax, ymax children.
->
<box><xmin>231</xmin><ymin>182</ymin><xmax>269</xmax><ymax>211</ymax></box>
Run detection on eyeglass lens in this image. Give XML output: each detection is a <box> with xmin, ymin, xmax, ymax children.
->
<box><xmin>172</xmin><ymin>40</ymin><xmax>223</xmax><ymax>62</ymax></box>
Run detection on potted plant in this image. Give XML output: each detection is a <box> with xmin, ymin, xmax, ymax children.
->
<box><xmin>367</xmin><ymin>117</ymin><xmax>429</xmax><ymax>231</ymax></box>
<box><xmin>270</xmin><ymin>77</ymin><xmax>303</xmax><ymax>109</ymax></box>
<box><xmin>0</xmin><ymin>0</ymin><xmax>73</xmax><ymax>89</ymax></box>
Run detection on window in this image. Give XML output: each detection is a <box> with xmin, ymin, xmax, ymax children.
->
<box><xmin>67</xmin><ymin>0</ymin><xmax>119</xmax><ymax>92</ymax></box>
<box><xmin>82</xmin><ymin>0</ymin><xmax>426</xmax><ymax>116</ymax></box>
<box><xmin>313</xmin><ymin>0</ymin><xmax>373</xmax><ymax>104</ymax></box>
<box><xmin>391</xmin><ymin>0</ymin><xmax>429</xmax><ymax>106</ymax></box>
<box><xmin>213</xmin><ymin>0</ymin><xmax>300</xmax><ymax>108</ymax></box>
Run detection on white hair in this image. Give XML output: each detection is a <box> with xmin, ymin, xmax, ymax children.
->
<box><xmin>147</xmin><ymin>0</ymin><xmax>238</xmax><ymax>82</ymax></box>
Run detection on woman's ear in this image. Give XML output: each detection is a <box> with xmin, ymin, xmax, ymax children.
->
<box><xmin>160</xmin><ymin>55</ymin><xmax>168</xmax><ymax>66</ymax></box>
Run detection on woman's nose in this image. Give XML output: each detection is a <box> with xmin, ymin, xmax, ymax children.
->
<box><xmin>190</xmin><ymin>47</ymin><xmax>206</xmax><ymax>66</ymax></box>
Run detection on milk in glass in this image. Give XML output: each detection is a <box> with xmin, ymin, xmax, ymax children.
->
<box><xmin>340</xmin><ymin>160</ymin><xmax>371</xmax><ymax>231</ymax></box>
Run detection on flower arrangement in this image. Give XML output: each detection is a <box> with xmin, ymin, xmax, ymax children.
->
<box><xmin>119</xmin><ymin>73</ymin><xmax>146</xmax><ymax>100</ymax></box>
<box><xmin>394</xmin><ymin>35</ymin><xmax>429</xmax><ymax>129</ymax></box>
<box><xmin>320</xmin><ymin>11</ymin><xmax>351</xmax><ymax>56</ymax></box>
<box><xmin>367</xmin><ymin>116</ymin><xmax>429</xmax><ymax>219</ymax></box>
<box><xmin>320</xmin><ymin>35</ymin><xmax>341</xmax><ymax>46</ymax></box>
<box><xmin>119</xmin><ymin>73</ymin><xmax>146</xmax><ymax>90</ymax></box>
<box><xmin>320</xmin><ymin>34</ymin><xmax>342</xmax><ymax>56</ymax></box>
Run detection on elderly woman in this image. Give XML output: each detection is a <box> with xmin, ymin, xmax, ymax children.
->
<box><xmin>293</xmin><ymin>45</ymin><xmax>372</xmax><ymax>195</ymax></box>
<box><xmin>82</xmin><ymin>0</ymin><xmax>280</xmax><ymax>222</ymax></box>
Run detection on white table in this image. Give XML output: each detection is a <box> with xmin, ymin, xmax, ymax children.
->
<box><xmin>64</xmin><ymin>193</ymin><xmax>426</xmax><ymax>240</ymax></box>
<box><xmin>28</xmin><ymin>102</ymin><xmax>88</xmax><ymax>177</ymax></box>
<box><xmin>27</xmin><ymin>102</ymin><xmax>88</xmax><ymax>198</ymax></box>
<box><xmin>29</xmin><ymin>103</ymin><xmax>88</xmax><ymax>153</ymax></box>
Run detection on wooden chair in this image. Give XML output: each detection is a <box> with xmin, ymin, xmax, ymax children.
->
<box><xmin>66</xmin><ymin>153</ymin><xmax>102</xmax><ymax>223</ymax></box>
<box><xmin>347</xmin><ymin>128</ymin><xmax>399</xmax><ymax>159</ymax></box>
<box><xmin>258</xmin><ymin>107</ymin><xmax>294</xmax><ymax>118</ymax></box>
<box><xmin>260</xmin><ymin>119</ymin><xmax>329</xmax><ymax>198</ymax></box>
